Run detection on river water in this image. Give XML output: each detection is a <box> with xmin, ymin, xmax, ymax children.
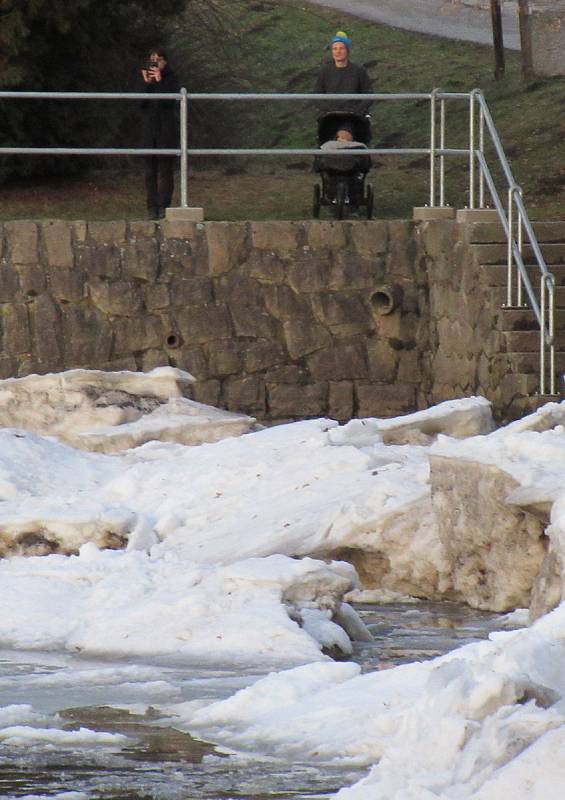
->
<box><xmin>0</xmin><ymin>601</ymin><xmax>520</xmax><ymax>799</ymax></box>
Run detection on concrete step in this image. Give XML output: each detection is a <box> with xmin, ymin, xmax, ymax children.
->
<box><xmin>506</xmin><ymin>351</ymin><xmax>565</xmax><ymax>375</ymax></box>
<box><xmin>474</xmin><ymin>243</ymin><xmax>565</xmax><ymax>265</ymax></box>
<box><xmin>481</xmin><ymin>263</ymin><xmax>565</xmax><ymax>288</ymax></box>
<box><xmin>496</xmin><ymin>307</ymin><xmax>565</xmax><ymax>331</ymax></box>
<box><xmin>467</xmin><ymin>220</ymin><xmax>565</xmax><ymax>245</ymax></box>
<box><xmin>492</xmin><ymin>285</ymin><xmax>565</xmax><ymax>308</ymax></box>
<box><xmin>501</xmin><ymin>329</ymin><xmax>565</xmax><ymax>352</ymax></box>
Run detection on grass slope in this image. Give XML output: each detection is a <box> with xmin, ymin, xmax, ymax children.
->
<box><xmin>3</xmin><ymin>0</ymin><xmax>565</xmax><ymax>220</ymax></box>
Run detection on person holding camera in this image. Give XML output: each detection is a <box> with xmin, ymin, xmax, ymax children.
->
<box><xmin>138</xmin><ymin>49</ymin><xmax>180</xmax><ymax>219</ymax></box>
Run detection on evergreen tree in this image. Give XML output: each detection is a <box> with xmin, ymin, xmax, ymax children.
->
<box><xmin>0</xmin><ymin>0</ymin><xmax>186</xmax><ymax>178</ymax></box>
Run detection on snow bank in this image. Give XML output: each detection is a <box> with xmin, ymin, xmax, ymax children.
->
<box><xmin>174</xmin><ymin>603</ymin><xmax>565</xmax><ymax>798</ymax></box>
<box><xmin>0</xmin><ymin>545</ymin><xmax>359</xmax><ymax>664</ymax></box>
<box><xmin>0</xmin><ymin>367</ymin><xmax>255</xmax><ymax>452</ymax></box>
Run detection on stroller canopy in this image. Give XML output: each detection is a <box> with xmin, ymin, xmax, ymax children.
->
<box><xmin>317</xmin><ymin>111</ymin><xmax>371</xmax><ymax>146</ymax></box>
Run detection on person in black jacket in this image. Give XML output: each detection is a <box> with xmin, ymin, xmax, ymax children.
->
<box><xmin>315</xmin><ymin>32</ymin><xmax>372</xmax><ymax>116</ymax></box>
<box><xmin>139</xmin><ymin>48</ymin><xmax>180</xmax><ymax>219</ymax></box>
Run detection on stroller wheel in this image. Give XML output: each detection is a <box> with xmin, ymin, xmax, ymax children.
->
<box><xmin>366</xmin><ymin>183</ymin><xmax>374</xmax><ymax>220</ymax></box>
<box><xmin>335</xmin><ymin>182</ymin><xmax>346</xmax><ymax>220</ymax></box>
<box><xmin>313</xmin><ymin>184</ymin><xmax>321</xmax><ymax>219</ymax></box>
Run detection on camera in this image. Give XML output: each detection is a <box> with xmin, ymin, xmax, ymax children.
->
<box><xmin>145</xmin><ymin>60</ymin><xmax>159</xmax><ymax>70</ymax></box>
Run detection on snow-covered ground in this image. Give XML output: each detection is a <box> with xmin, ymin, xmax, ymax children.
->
<box><xmin>2</xmin><ymin>367</ymin><xmax>565</xmax><ymax>798</ymax></box>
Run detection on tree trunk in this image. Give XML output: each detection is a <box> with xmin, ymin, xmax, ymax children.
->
<box><xmin>517</xmin><ymin>0</ymin><xmax>534</xmax><ymax>78</ymax></box>
<box><xmin>490</xmin><ymin>0</ymin><xmax>505</xmax><ymax>79</ymax></box>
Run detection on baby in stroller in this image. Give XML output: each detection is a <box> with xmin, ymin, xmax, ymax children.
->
<box><xmin>313</xmin><ymin>110</ymin><xmax>374</xmax><ymax>219</ymax></box>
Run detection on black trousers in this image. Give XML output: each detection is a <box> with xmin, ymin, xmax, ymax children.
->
<box><xmin>144</xmin><ymin>156</ymin><xmax>174</xmax><ymax>211</ymax></box>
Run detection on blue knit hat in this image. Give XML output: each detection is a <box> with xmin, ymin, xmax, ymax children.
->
<box><xmin>331</xmin><ymin>30</ymin><xmax>351</xmax><ymax>51</ymax></box>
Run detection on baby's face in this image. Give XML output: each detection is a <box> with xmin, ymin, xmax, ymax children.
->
<box><xmin>336</xmin><ymin>130</ymin><xmax>353</xmax><ymax>142</ymax></box>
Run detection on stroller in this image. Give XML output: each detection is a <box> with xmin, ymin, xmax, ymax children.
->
<box><xmin>313</xmin><ymin>111</ymin><xmax>374</xmax><ymax>220</ymax></box>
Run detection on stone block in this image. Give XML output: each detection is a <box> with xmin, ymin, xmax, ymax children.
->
<box><xmin>328</xmin><ymin>381</ymin><xmax>354</xmax><ymax>421</ymax></box>
<box><xmin>287</xmin><ymin>256</ymin><xmax>330</xmax><ymax>293</ymax></box>
<box><xmin>160</xmin><ymin>220</ymin><xmax>199</xmax><ymax>240</ymax></box>
<box><xmin>5</xmin><ymin>221</ymin><xmax>39</xmax><ymax>266</ymax></box>
<box><xmin>190</xmin><ymin>379</ymin><xmax>221</xmax><ymax>407</ymax></box>
<box><xmin>0</xmin><ymin>265</ymin><xmax>20</xmax><ymax>302</ymax></box>
<box><xmin>230</xmin><ymin>304</ymin><xmax>279</xmax><ymax>339</ymax></box>
<box><xmin>329</xmin><ymin>252</ymin><xmax>385</xmax><ymax>290</ymax></box>
<box><xmin>307</xmin><ymin>343</ymin><xmax>368</xmax><ymax>381</ymax></box>
<box><xmin>128</xmin><ymin>221</ymin><xmax>157</xmax><ymax>238</ymax></box>
<box><xmin>61</xmin><ymin>306</ymin><xmax>113</xmax><ymax>366</ymax></box>
<box><xmin>214</xmin><ymin>274</ymin><xmax>264</xmax><ymax>307</ymax></box>
<box><xmin>206</xmin><ymin>222</ymin><xmax>248</xmax><ymax>276</ymax></box>
<box><xmin>223</xmin><ymin>375</ymin><xmax>266</xmax><ymax>415</ymax></box>
<box><xmin>250</xmin><ymin>221</ymin><xmax>298</xmax><ymax>251</ymax></box>
<box><xmin>282</xmin><ymin>318</ymin><xmax>331</xmax><ymax>360</ymax></box>
<box><xmin>348</xmin><ymin>221</ymin><xmax>389</xmax><ymax>255</ymax></box>
<box><xmin>413</xmin><ymin>206</ymin><xmax>456</xmax><ymax>221</ymax></box>
<box><xmin>159</xmin><ymin>238</ymin><xmax>198</xmax><ymax>276</ymax></box>
<box><xmin>1</xmin><ymin>303</ymin><xmax>31</xmax><ymax>355</ymax></box>
<box><xmin>263</xmin><ymin>284</ymin><xmax>310</xmax><ymax>320</ymax></box>
<box><xmin>100</xmin><ymin>356</ymin><xmax>138</xmax><ymax>372</ymax></box>
<box><xmin>305</xmin><ymin>221</ymin><xmax>348</xmax><ymax>250</ymax></box>
<box><xmin>207</xmin><ymin>340</ymin><xmax>242</xmax><ymax>376</ymax></box>
<box><xmin>176</xmin><ymin>303</ymin><xmax>233</xmax><ymax>344</ymax></box>
<box><xmin>0</xmin><ymin>354</ymin><xmax>16</xmax><ymax>379</ymax></box>
<box><xmin>47</xmin><ymin>268</ymin><xmax>84</xmax><ymax>303</ymax></box>
<box><xmin>140</xmin><ymin>349</ymin><xmax>169</xmax><ymax>371</ymax></box>
<box><xmin>264</xmin><ymin>365</ymin><xmax>309</xmax><ymax>384</ymax></box>
<box><xmin>267</xmin><ymin>382</ymin><xmax>327</xmax><ymax>418</ymax></box>
<box><xmin>396</xmin><ymin>348</ymin><xmax>422</xmax><ymax>383</ymax></box>
<box><xmin>112</xmin><ymin>314</ymin><xmax>163</xmax><ymax>354</ymax></box>
<box><xmin>89</xmin><ymin>279</ymin><xmax>143</xmax><ymax>316</ymax></box>
<box><xmin>144</xmin><ymin>283</ymin><xmax>170</xmax><ymax>311</ymax></box>
<box><xmin>242</xmin><ymin>251</ymin><xmax>287</xmax><ymax>283</ymax></box>
<box><xmin>310</xmin><ymin>292</ymin><xmax>373</xmax><ymax>337</ymax></box>
<box><xmin>169</xmin><ymin>276</ymin><xmax>214</xmax><ymax>307</ymax></box>
<box><xmin>30</xmin><ymin>295</ymin><xmax>62</xmax><ymax>365</ymax></box>
<box><xmin>367</xmin><ymin>338</ymin><xmax>399</xmax><ymax>382</ymax></box>
<box><xmin>356</xmin><ymin>382</ymin><xmax>416</xmax><ymax>418</ymax></box>
<box><xmin>243</xmin><ymin>340</ymin><xmax>286</xmax><ymax>373</ymax></box>
<box><xmin>71</xmin><ymin>222</ymin><xmax>88</xmax><ymax>243</ymax></box>
<box><xmin>80</xmin><ymin>244</ymin><xmax>121</xmax><ymax>280</ymax></box>
<box><xmin>42</xmin><ymin>220</ymin><xmax>74</xmax><ymax>269</ymax></box>
<box><xmin>87</xmin><ymin>221</ymin><xmax>127</xmax><ymax>244</ymax></box>
<box><xmin>121</xmin><ymin>239</ymin><xmax>159</xmax><ymax>282</ymax></box>
<box><xmin>169</xmin><ymin>345</ymin><xmax>208</xmax><ymax>380</ymax></box>
<box><xmin>165</xmin><ymin>207</ymin><xmax>204</xmax><ymax>222</ymax></box>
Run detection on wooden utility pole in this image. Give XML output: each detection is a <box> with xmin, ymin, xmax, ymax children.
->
<box><xmin>490</xmin><ymin>0</ymin><xmax>505</xmax><ymax>79</ymax></box>
<box><xmin>517</xmin><ymin>0</ymin><xmax>534</xmax><ymax>78</ymax></box>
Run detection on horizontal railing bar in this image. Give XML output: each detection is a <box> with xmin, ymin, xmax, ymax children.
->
<box><xmin>0</xmin><ymin>91</ymin><xmax>433</xmax><ymax>101</ymax></box>
<box><xmin>0</xmin><ymin>147</ymin><xmax>469</xmax><ymax>157</ymax></box>
<box><xmin>0</xmin><ymin>147</ymin><xmax>181</xmax><ymax>156</ymax></box>
<box><xmin>0</xmin><ymin>92</ymin><xmax>181</xmax><ymax>101</ymax></box>
<box><xmin>0</xmin><ymin>90</ymin><xmax>476</xmax><ymax>102</ymax></box>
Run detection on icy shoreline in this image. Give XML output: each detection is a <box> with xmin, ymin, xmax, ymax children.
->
<box><xmin>2</xmin><ymin>368</ymin><xmax>565</xmax><ymax>797</ymax></box>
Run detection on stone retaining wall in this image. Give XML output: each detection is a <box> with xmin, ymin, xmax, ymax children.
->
<box><xmin>0</xmin><ymin>217</ymin><xmax>506</xmax><ymax>421</ymax></box>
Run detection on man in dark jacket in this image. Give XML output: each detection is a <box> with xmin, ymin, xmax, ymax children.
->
<box><xmin>139</xmin><ymin>48</ymin><xmax>180</xmax><ymax>219</ymax></box>
<box><xmin>315</xmin><ymin>32</ymin><xmax>372</xmax><ymax>116</ymax></box>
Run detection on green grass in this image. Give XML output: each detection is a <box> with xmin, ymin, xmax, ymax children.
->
<box><xmin>3</xmin><ymin>0</ymin><xmax>565</xmax><ymax>221</ymax></box>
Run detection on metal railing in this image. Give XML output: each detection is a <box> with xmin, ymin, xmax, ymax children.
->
<box><xmin>0</xmin><ymin>88</ymin><xmax>556</xmax><ymax>395</ymax></box>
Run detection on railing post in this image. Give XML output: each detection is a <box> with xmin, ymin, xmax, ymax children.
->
<box><xmin>430</xmin><ymin>88</ymin><xmax>438</xmax><ymax>207</ymax></box>
<box><xmin>540</xmin><ymin>274</ymin><xmax>546</xmax><ymax>395</ymax></box>
<box><xmin>506</xmin><ymin>187</ymin><xmax>513</xmax><ymax>307</ymax></box>
<box><xmin>180</xmin><ymin>87</ymin><xmax>188</xmax><ymax>208</ymax></box>
<box><xmin>479</xmin><ymin>103</ymin><xmax>485</xmax><ymax>208</ymax></box>
<box><xmin>516</xmin><ymin>186</ymin><xmax>523</xmax><ymax>306</ymax></box>
<box><xmin>469</xmin><ymin>90</ymin><xmax>477</xmax><ymax>209</ymax></box>
<box><xmin>440</xmin><ymin>95</ymin><xmax>446</xmax><ymax>207</ymax></box>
